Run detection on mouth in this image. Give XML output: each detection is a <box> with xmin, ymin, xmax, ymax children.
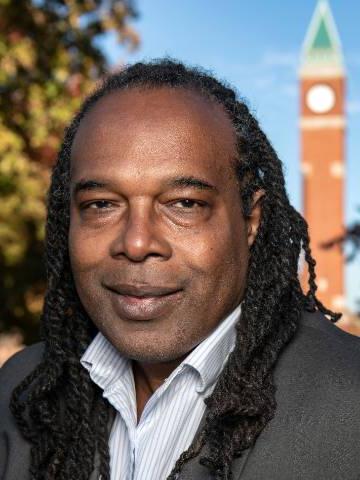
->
<box><xmin>104</xmin><ymin>283</ymin><xmax>184</xmax><ymax>321</ymax></box>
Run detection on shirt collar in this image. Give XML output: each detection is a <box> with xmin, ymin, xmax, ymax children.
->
<box><xmin>81</xmin><ymin>331</ymin><xmax>130</xmax><ymax>392</ymax></box>
<box><xmin>81</xmin><ymin>303</ymin><xmax>241</xmax><ymax>395</ymax></box>
<box><xmin>182</xmin><ymin>303</ymin><xmax>241</xmax><ymax>392</ymax></box>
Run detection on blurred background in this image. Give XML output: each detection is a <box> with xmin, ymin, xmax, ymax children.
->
<box><xmin>0</xmin><ymin>0</ymin><xmax>359</xmax><ymax>366</ymax></box>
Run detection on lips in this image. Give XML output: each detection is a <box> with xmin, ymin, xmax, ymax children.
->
<box><xmin>104</xmin><ymin>283</ymin><xmax>184</xmax><ymax>321</ymax></box>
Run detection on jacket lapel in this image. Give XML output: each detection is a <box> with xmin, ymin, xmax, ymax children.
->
<box><xmin>177</xmin><ymin>412</ymin><xmax>253</xmax><ymax>480</ymax></box>
<box><xmin>178</xmin><ymin>442</ymin><xmax>252</xmax><ymax>480</ymax></box>
<box><xmin>90</xmin><ymin>406</ymin><xmax>116</xmax><ymax>480</ymax></box>
<box><xmin>95</xmin><ymin>406</ymin><xmax>252</xmax><ymax>480</ymax></box>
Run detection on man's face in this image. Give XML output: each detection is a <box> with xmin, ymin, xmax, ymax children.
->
<box><xmin>69</xmin><ymin>87</ymin><xmax>259</xmax><ymax>363</ymax></box>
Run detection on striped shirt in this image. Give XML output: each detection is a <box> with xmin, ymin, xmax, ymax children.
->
<box><xmin>81</xmin><ymin>303</ymin><xmax>241</xmax><ymax>480</ymax></box>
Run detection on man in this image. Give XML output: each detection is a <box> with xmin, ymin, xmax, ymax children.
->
<box><xmin>1</xmin><ymin>59</ymin><xmax>359</xmax><ymax>480</ymax></box>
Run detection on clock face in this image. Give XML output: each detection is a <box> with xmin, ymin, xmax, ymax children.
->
<box><xmin>306</xmin><ymin>84</ymin><xmax>336</xmax><ymax>114</ymax></box>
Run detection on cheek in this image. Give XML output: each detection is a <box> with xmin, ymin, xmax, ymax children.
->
<box><xmin>68</xmin><ymin>224</ymin><xmax>110</xmax><ymax>319</ymax></box>
<box><xmin>68</xmin><ymin>222</ymin><xmax>109</xmax><ymax>275</ymax></box>
<box><xmin>179</xmin><ymin>219</ymin><xmax>249</xmax><ymax>281</ymax></box>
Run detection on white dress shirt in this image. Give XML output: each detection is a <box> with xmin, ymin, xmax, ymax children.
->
<box><xmin>81</xmin><ymin>303</ymin><xmax>241</xmax><ymax>480</ymax></box>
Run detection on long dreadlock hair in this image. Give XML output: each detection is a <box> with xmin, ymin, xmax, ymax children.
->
<box><xmin>10</xmin><ymin>59</ymin><xmax>340</xmax><ymax>480</ymax></box>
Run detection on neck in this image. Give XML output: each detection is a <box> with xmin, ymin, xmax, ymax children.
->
<box><xmin>132</xmin><ymin>356</ymin><xmax>187</xmax><ymax>422</ymax></box>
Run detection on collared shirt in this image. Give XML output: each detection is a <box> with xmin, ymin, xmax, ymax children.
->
<box><xmin>81</xmin><ymin>303</ymin><xmax>241</xmax><ymax>480</ymax></box>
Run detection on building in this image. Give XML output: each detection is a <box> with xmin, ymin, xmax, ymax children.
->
<box><xmin>300</xmin><ymin>0</ymin><xmax>346</xmax><ymax>313</ymax></box>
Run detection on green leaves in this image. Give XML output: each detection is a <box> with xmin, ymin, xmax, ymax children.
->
<box><xmin>0</xmin><ymin>0</ymin><xmax>138</xmax><ymax>342</ymax></box>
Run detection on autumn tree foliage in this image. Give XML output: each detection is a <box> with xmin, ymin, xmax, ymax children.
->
<box><xmin>0</xmin><ymin>0</ymin><xmax>139</xmax><ymax>343</ymax></box>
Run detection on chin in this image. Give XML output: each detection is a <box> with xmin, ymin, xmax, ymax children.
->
<box><xmin>94</xmin><ymin>311</ymin><xmax>206</xmax><ymax>363</ymax></box>
<box><xmin>110</xmin><ymin>335</ymin><xmax>192</xmax><ymax>364</ymax></box>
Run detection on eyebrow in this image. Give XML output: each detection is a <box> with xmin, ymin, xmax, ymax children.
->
<box><xmin>73</xmin><ymin>180</ymin><xmax>108</xmax><ymax>196</ymax></box>
<box><xmin>167</xmin><ymin>176</ymin><xmax>218</xmax><ymax>192</ymax></box>
<box><xmin>72</xmin><ymin>175</ymin><xmax>218</xmax><ymax>197</ymax></box>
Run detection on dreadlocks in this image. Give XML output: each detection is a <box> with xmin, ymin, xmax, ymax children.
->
<box><xmin>10</xmin><ymin>59</ymin><xmax>340</xmax><ymax>480</ymax></box>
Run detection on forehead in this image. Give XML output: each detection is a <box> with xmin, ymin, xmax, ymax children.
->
<box><xmin>71</xmin><ymin>87</ymin><xmax>238</xmax><ymax>186</ymax></box>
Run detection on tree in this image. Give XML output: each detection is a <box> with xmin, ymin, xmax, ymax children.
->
<box><xmin>322</xmin><ymin>223</ymin><xmax>360</xmax><ymax>263</ymax></box>
<box><xmin>322</xmin><ymin>218</ymin><xmax>360</xmax><ymax>317</ymax></box>
<box><xmin>0</xmin><ymin>0</ymin><xmax>139</xmax><ymax>343</ymax></box>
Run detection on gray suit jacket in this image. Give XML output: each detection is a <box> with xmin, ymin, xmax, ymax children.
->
<box><xmin>1</xmin><ymin>310</ymin><xmax>360</xmax><ymax>480</ymax></box>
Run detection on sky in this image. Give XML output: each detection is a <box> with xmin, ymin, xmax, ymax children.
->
<box><xmin>99</xmin><ymin>0</ymin><xmax>360</xmax><ymax>310</ymax></box>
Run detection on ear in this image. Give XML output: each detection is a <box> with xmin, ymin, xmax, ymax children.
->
<box><xmin>247</xmin><ymin>189</ymin><xmax>265</xmax><ymax>248</ymax></box>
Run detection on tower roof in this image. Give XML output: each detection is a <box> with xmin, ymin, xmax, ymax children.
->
<box><xmin>300</xmin><ymin>0</ymin><xmax>345</xmax><ymax>77</ymax></box>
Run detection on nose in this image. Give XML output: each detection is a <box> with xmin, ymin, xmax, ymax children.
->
<box><xmin>109</xmin><ymin>201</ymin><xmax>172</xmax><ymax>262</ymax></box>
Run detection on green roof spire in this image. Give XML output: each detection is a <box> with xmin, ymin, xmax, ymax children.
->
<box><xmin>312</xmin><ymin>17</ymin><xmax>332</xmax><ymax>49</ymax></box>
<box><xmin>301</xmin><ymin>0</ymin><xmax>344</xmax><ymax>76</ymax></box>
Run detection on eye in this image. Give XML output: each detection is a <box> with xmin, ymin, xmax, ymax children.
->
<box><xmin>82</xmin><ymin>200</ymin><xmax>114</xmax><ymax>210</ymax></box>
<box><xmin>171</xmin><ymin>199</ymin><xmax>207</xmax><ymax>210</ymax></box>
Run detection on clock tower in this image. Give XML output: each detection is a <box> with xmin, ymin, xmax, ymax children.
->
<box><xmin>300</xmin><ymin>0</ymin><xmax>346</xmax><ymax>311</ymax></box>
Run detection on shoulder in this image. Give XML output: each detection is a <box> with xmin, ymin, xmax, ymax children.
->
<box><xmin>280</xmin><ymin>309</ymin><xmax>360</xmax><ymax>375</ymax></box>
<box><xmin>300</xmin><ymin>308</ymin><xmax>360</xmax><ymax>350</ymax></box>
<box><xmin>241</xmin><ymin>312</ymin><xmax>360</xmax><ymax>479</ymax></box>
<box><xmin>274</xmin><ymin>309</ymin><xmax>360</xmax><ymax>413</ymax></box>
<box><xmin>0</xmin><ymin>343</ymin><xmax>44</xmax><ymax>480</ymax></box>
<box><xmin>1</xmin><ymin>342</ymin><xmax>44</xmax><ymax>376</ymax></box>
<box><xmin>0</xmin><ymin>343</ymin><xmax>44</xmax><ymax>413</ymax></box>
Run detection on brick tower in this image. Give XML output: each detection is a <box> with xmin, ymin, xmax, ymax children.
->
<box><xmin>300</xmin><ymin>0</ymin><xmax>346</xmax><ymax>311</ymax></box>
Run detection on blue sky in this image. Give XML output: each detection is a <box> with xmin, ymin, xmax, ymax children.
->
<box><xmin>99</xmin><ymin>0</ymin><xmax>360</xmax><ymax>309</ymax></box>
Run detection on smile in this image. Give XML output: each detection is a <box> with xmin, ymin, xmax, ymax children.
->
<box><xmin>104</xmin><ymin>284</ymin><xmax>184</xmax><ymax>321</ymax></box>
